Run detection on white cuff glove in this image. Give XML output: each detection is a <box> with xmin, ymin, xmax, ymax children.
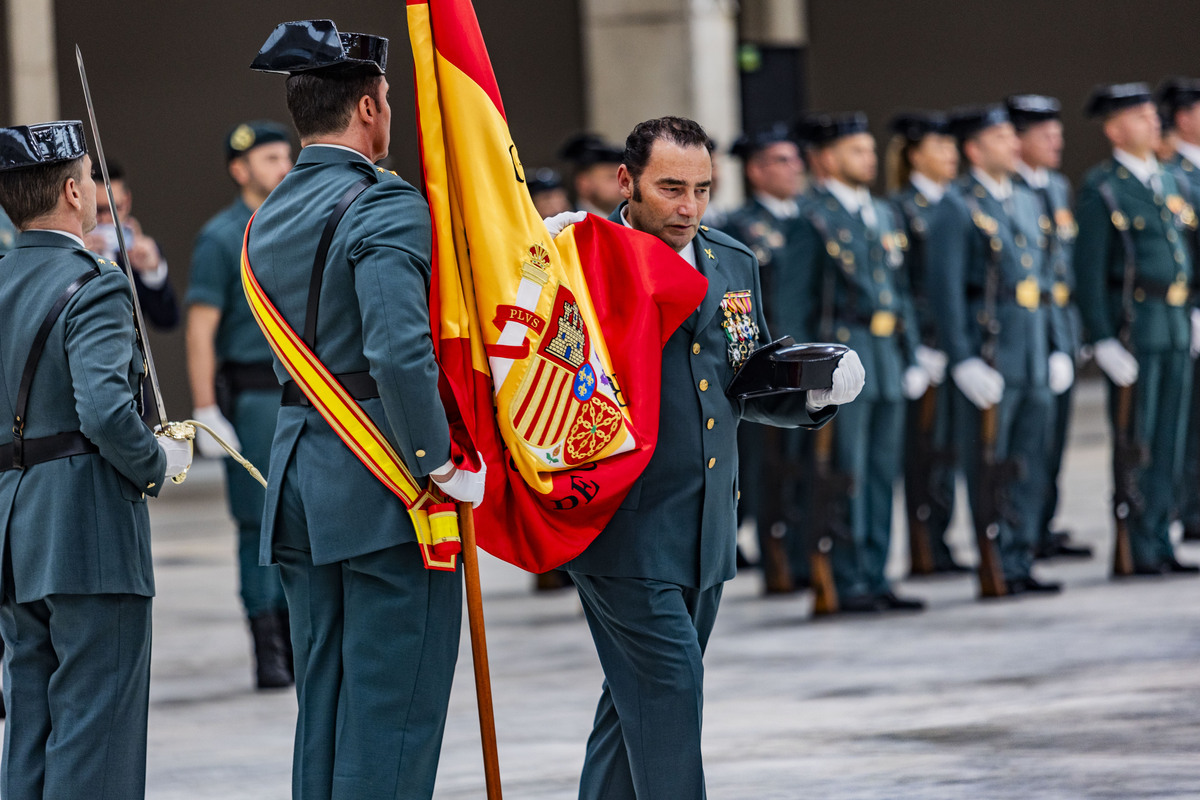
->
<box><xmin>807</xmin><ymin>349</ymin><xmax>865</xmax><ymax>411</ymax></box>
<box><xmin>431</xmin><ymin>453</ymin><xmax>488</xmax><ymax>508</ymax></box>
<box><xmin>1047</xmin><ymin>351</ymin><xmax>1075</xmax><ymax>396</ymax></box>
<box><xmin>157</xmin><ymin>434</ymin><xmax>192</xmax><ymax>480</ymax></box>
<box><xmin>192</xmin><ymin>405</ymin><xmax>241</xmax><ymax>459</ymax></box>
<box><xmin>902</xmin><ymin>365</ymin><xmax>931</xmax><ymax>400</ymax></box>
<box><xmin>951</xmin><ymin>357</ymin><xmax>1005</xmax><ymax>410</ymax></box>
<box><xmin>543</xmin><ymin>210</ymin><xmax>588</xmax><ymax>239</ymax></box>
<box><xmin>1093</xmin><ymin>338</ymin><xmax>1138</xmax><ymax>387</ymax></box>
<box><xmin>915</xmin><ymin>345</ymin><xmax>948</xmax><ymax>386</ymax></box>
<box><xmin>1191</xmin><ymin>309</ymin><xmax>1200</xmax><ymax>357</ymax></box>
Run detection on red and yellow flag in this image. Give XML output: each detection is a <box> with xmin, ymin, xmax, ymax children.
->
<box><xmin>408</xmin><ymin>0</ymin><xmax>707</xmax><ymax>571</ymax></box>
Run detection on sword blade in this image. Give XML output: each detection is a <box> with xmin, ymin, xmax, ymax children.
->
<box><xmin>75</xmin><ymin>45</ymin><xmax>169</xmax><ymax>429</ymax></box>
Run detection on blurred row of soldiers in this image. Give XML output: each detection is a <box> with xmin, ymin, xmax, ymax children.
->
<box><xmin>528</xmin><ymin>78</ymin><xmax>1200</xmax><ymax>613</ymax></box>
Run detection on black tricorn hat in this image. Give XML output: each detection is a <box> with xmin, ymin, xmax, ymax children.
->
<box><xmin>947</xmin><ymin>104</ymin><xmax>1010</xmax><ymax>142</ymax></box>
<box><xmin>251</xmin><ymin>19</ymin><xmax>387</xmax><ymax>76</ymax></box>
<box><xmin>729</xmin><ymin>121</ymin><xmax>795</xmax><ymax>160</ymax></box>
<box><xmin>558</xmin><ymin>133</ymin><xmax>623</xmax><ymax>167</ymax></box>
<box><xmin>797</xmin><ymin>112</ymin><xmax>870</xmax><ymax>148</ymax></box>
<box><xmin>1084</xmin><ymin>82</ymin><xmax>1152</xmax><ymax>119</ymax></box>
<box><xmin>1156</xmin><ymin>77</ymin><xmax>1200</xmax><ymax>118</ymax></box>
<box><xmin>888</xmin><ymin>111</ymin><xmax>951</xmax><ymax>142</ymax></box>
<box><xmin>526</xmin><ymin>167</ymin><xmax>563</xmax><ymax>194</ymax></box>
<box><xmin>1006</xmin><ymin>94</ymin><xmax>1061</xmax><ymax>131</ymax></box>
<box><xmin>725</xmin><ymin>337</ymin><xmax>850</xmax><ymax>400</ymax></box>
<box><xmin>225</xmin><ymin>120</ymin><xmax>291</xmax><ymax>162</ymax></box>
<box><xmin>0</xmin><ymin>121</ymin><xmax>87</xmax><ymax>172</ymax></box>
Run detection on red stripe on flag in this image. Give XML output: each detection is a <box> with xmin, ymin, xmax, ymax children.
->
<box><xmin>513</xmin><ymin>360</ymin><xmax>546</xmax><ymax>429</ymax></box>
<box><xmin>536</xmin><ymin>371</ymin><xmax>570</xmax><ymax>447</ymax></box>
<box><xmin>428</xmin><ymin>0</ymin><xmax>506</xmax><ymax>120</ymax></box>
<box><xmin>545</xmin><ymin>390</ymin><xmax>574</xmax><ymax>447</ymax></box>
<box><xmin>525</xmin><ymin>366</ymin><xmax>560</xmax><ymax>442</ymax></box>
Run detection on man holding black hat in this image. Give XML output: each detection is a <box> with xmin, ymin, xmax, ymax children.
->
<box><xmin>185</xmin><ymin>120</ymin><xmax>294</xmax><ymax>690</ymax></box>
<box><xmin>559</xmin><ymin>132</ymin><xmax>625</xmax><ymax>216</ymax></box>
<box><xmin>721</xmin><ymin>122</ymin><xmax>811</xmax><ymax>592</ymax></box>
<box><xmin>1156</xmin><ymin>77</ymin><xmax>1200</xmax><ymax>542</ymax></box>
<box><xmin>789</xmin><ymin>111</ymin><xmax>929</xmax><ymax>612</ymax></box>
<box><xmin>246</xmin><ymin>20</ymin><xmax>485</xmax><ymax>798</ymax></box>
<box><xmin>887</xmin><ymin>110</ymin><xmax>964</xmax><ymax>575</ymax></box>
<box><xmin>1007</xmin><ymin>94</ymin><xmax>1092</xmax><ymax>561</ymax></box>
<box><xmin>927</xmin><ymin>103</ymin><xmax>1073</xmax><ymax>596</ymax></box>
<box><xmin>1074</xmin><ymin>83</ymin><xmax>1200</xmax><ymax>576</ymax></box>
<box><xmin>0</xmin><ymin>121</ymin><xmax>189</xmax><ymax>798</ymax></box>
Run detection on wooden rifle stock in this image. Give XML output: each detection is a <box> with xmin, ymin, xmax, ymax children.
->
<box><xmin>1111</xmin><ymin>384</ymin><xmax>1137</xmax><ymax>576</ymax></box>
<box><xmin>974</xmin><ymin>405</ymin><xmax>1008</xmax><ymax>598</ymax></box>
<box><xmin>759</xmin><ymin>426</ymin><xmax>795</xmax><ymax>594</ymax></box>
<box><xmin>809</xmin><ymin>421</ymin><xmax>842</xmax><ymax>615</ymax></box>
<box><xmin>906</xmin><ymin>386</ymin><xmax>939</xmax><ymax>575</ymax></box>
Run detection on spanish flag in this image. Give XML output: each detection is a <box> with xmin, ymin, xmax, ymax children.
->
<box><xmin>408</xmin><ymin>0</ymin><xmax>707</xmax><ymax>571</ymax></box>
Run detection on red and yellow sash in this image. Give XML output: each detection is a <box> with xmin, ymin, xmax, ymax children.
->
<box><xmin>239</xmin><ymin>215</ymin><xmax>460</xmax><ymax>571</ymax></box>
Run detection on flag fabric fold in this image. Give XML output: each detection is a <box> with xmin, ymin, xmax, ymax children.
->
<box><xmin>408</xmin><ymin>0</ymin><xmax>707</xmax><ymax>571</ymax></box>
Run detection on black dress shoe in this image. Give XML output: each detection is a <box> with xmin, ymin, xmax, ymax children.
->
<box><xmin>876</xmin><ymin>591</ymin><xmax>926</xmax><ymax>611</ymax></box>
<box><xmin>931</xmin><ymin>560</ymin><xmax>971</xmax><ymax>574</ymax></box>
<box><xmin>1183</xmin><ymin>527</ymin><xmax>1200</xmax><ymax>542</ymax></box>
<box><xmin>1163</xmin><ymin>558</ymin><xmax>1200</xmax><ymax>574</ymax></box>
<box><xmin>1006</xmin><ymin>577</ymin><xmax>1062</xmax><ymax>595</ymax></box>
<box><xmin>838</xmin><ymin>594</ymin><xmax>884</xmax><ymax>613</ymax></box>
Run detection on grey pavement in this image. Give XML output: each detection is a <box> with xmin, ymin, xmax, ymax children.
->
<box><xmin>34</xmin><ymin>377</ymin><xmax>1200</xmax><ymax>799</ymax></box>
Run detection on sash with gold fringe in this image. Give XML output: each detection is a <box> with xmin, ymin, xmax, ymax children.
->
<box><xmin>239</xmin><ymin>214</ymin><xmax>460</xmax><ymax>571</ymax></box>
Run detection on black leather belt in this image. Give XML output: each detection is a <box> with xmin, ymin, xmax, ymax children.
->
<box><xmin>0</xmin><ymin>431</ymin><xmax>98</xmax><ymax>472</ymax></box>
<box><xmin>281</xmin><ymin>371</ymin><xmax>379</xmax><ymax>407</ymax></box>
<box><xmin>1107</xmin><ymin>277</ymin><xmax>1192</xmax><ymax>306</ymax></box>
<box><xmin>218</xmin><ymin>361</ymin><xmax>279</xmax><ymax>395</ymax></box>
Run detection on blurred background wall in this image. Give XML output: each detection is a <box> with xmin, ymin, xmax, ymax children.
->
<box><xmin>1</xmin><ymin>0</ymin><xmax>1195</xmax><ymax>410</ymax></box>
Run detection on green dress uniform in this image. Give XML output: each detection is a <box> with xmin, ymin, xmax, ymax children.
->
<box><xmin>565</xmin><ymin>208</ymin><xmax>833</xmax><ymax>800</ymax></box>
<box><xmin>1012</xmin><ymin>167</ymin><xmax>1081</xmax><ymax>549</ymax></box>
<box><xmin>186</xmin><ymin>197</ymin><xmax>287</xmax><ymax>624</ymax></box>
<box><xmin>247</xmin><ymin>143</ymin><xmax>463</xmax><ymax>800</ymax></box>
<box><xmin>927</xmin><ymin>169</ymin><xmax>1066</xmax><ymax>584</ymax></box>
<box><xmin>720</xmin><ymin>194</ymin><xmax>810</xmax><ymax>584</ymax></box>
<box><xmin>892</xmin><ymin>178</ymin><xmax>960</xmax><ymax>570</ymax></box>
<box><xmin>790</xmin><ymin>182</ymin><xmax>921</xmax><ymax>601</ymax></box>
<box><xmin>0</xmin><ymin>207</ymin><xmax>15</xmax><ymax>253</ymax></box>
<box><xmin>1073</xmin><ymin>156</ymin><xmax>1196</xmax><ymax>570</ymax></box>
<box><xmin>0</xmin><ymin>230</ymin><xmax>167</xmax><ymax>799</ymax></box>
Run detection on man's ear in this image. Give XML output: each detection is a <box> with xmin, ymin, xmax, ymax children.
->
<box><xmin>63</xmin><ymin>175</ymin><xmax>83</xmax><ymax>213</ymax></box>
<box><xmin>357</xmin><ymin>93</ymin><xmax>377</xmax><ymax>125</ymax></box>
<box><xmin>617</xmin><ymin>163</ymin><xmax>634</xmax><ymax>200</ymax></box>
<box><xmin>228</xmin><ymin>158</ymin><xmax>249</xmax><ymax>187</ymax></box>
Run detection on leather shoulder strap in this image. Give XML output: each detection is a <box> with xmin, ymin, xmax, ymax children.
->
<box><xmin>12</xmin><ymin>265</ymin><xmax>101</xmax><ymax>467</ymax></box>
<box><xmin>303</xmin><ymin>176</ymin><xmax>375</xmax><ymax>348</ymax></box>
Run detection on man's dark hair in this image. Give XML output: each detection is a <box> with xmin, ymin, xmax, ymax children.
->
<box><xmin>91</xmin><ymin>159</ymin><xmax>124</xmax><ymax>182</ymax></box>
<box><xmin>0</xmin><ymin>157</ymin><xmax>84</xmax><ymax>229</ymax></box>
<box><xmin>622</xmin><ymin>116</ymin><xmax>713</xmax><ymax>189</ymax></box>
<box><xmin>285</xmin><ymin>70</ymin><xmax>384</xmax><ymax>139</ymax></box>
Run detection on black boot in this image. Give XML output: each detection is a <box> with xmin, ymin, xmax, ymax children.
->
<box><xmin>249</xmin><ymin>613</ymin><xmax>293</xmax><ymax>690</ymax></box>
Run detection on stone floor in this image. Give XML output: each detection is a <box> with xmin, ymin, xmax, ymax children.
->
<box><xmin>27</xmin><ymin>377</ymin><xmax>1200</xmax><ymax>799</ymax></box>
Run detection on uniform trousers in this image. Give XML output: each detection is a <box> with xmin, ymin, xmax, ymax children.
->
<box><xmin>569</xmin><ymin>573</ymin><xmax>722</xmax><ymax>800</ymax></box>
<box><xmin>903</xmin><ymin>382</ymin><xmax>958</xmax><ymax>568</ymax></box>
<box><xmin>274</xmin><ymin>456</ymin><xmax>462</xmax><ymax>800</ymax></box>
<box><xmin>0</xmin><ymin>592</ymin><xmax>152</xmax><ymax>800</ymax></box>
<box><xmin>1038</xmin><ymin>381</ymin><xmax>1074</xmax><ymax>547</ymax></box>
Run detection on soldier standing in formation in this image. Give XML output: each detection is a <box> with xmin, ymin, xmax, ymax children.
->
<box><xmin>185</xmin><ymin>120</ymin><xmax>295</xmax><ymax>689</ymax></box>
<box><xmin>1074</xmin><ymin>83</ymin><xmax>1200</xmax><ymax>576</ymax></box>
<box><xmin>721</xmin><ymin>122</ymin><xmax>811</xmax><ymax>592</ymax></box>
<box><xmin>928</xmin><ymin>105</ymin><xmax>1074</xmax><ymax>596</ymax></box>
<box><xmin>0</xmin><ymin>121</ymin><xmax>189</xmax><ymax>799</ymax></box>
<box><xmin>886</xmin><ymin>111</ymin><xmax>963</xmax><ymax>575</ymax></box>
<box><xmin>559</xmin><ymin>132</ymin><xmax>626</xmax><ymax>216</ymax></box>
<box><xmin>789</xmin><ymin>112</ymin><xmax>929</xmax><ymax>612</ymax></box>
<box><xmin>1156</xmin><ymin>77</ymin><xmax>1200</xmax><ymax>543</ymax></box>
<box><xmin>1007</xmin><ymin>94</ymin><xmax>1094</xmax><ymax>561</ymax></box>
<box><xmin>246</xmin><ymin>20</ymin><xmax>484</xmax><ymax>798</ymax></box>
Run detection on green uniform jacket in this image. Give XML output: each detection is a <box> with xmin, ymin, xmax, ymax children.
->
<box><xmin>891</xmin><ymin>182</ymin><xmax>950</xmax><ymax>347</ymax></box>
<box><xmin>564</xmin><ymin>212</ymin><xmax>834</xmax><ymax>590</ymax></box>
<box><xmin>0</xmin><ymin>208</ymin><xmax>15</xmax><ymax>253</ymax></box>
<box><xmin>1168</xmin><ymin>150</ymin><xmax>1200</xmax><ymax>264</ymax></box>
<box><xmin>927</xmin><ymin>175</ymin><xmax>1066</xmax><ymax>384</ymax></box>
<box><xmin>0</xmin><ymin>231</ymin><xmax>166</xmax><ymax>603</ymax></box>
<box><xmin>246</xmin><ymin>146</ymin><xmax>451</xmax><ymax>566</ymax></box>
<box><xmin>719</xmin><ymin>197</ymin><xmax>806</xmax><ymax>330</ymax></box>
<box><xmin>1013</xmin><ymin>169</ymin><xmax>1082</xmax><ymax>355</ymax></box>
<box><xmin>787</xmin><ymin>186</ymin><xmax>920</xmax><ymax>403</ymax></box>
<box><xmin>1073</xmin><ymin>158</ymin><xmax>1195</xmax><ymax>352</ymax></box>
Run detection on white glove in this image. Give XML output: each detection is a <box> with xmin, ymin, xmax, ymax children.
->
<box><xmin>902</xmin><ymin>365</ymin><xmax>931</xmax><ymax>400</ymax></box>
<box><xmin>951</xmin><ymin>357</ymin><xmax>1005</xmax><ymax>410</ymax></box>
<box><xmin>1048</xmin><ymin>351</ymin><xmax>1075</xmax><ymax>396</ymax></box>
<box><xmin>1191</xmin><ymin>309</ymin><xmax>1200</xmax><ymax>357</ymax></box>
<box><xmin>807</xmin><ymin>349</ymin><xmax>865</xmax><ymax>411</ymax></box>
<box><xmin>543</xmin><ymin>210</ymin><xmax>588</xmax><ymax>239</ymax></box>
<box><xmin>915</xmin><ymin>345</ymin><xmax>948</xmax><ymax>386</ymax></box>
<box><xmin>157</xmin><ymin>435</ymin><xmax>192</xmax><ymax>480</ymax></box>
<box><xmin>192</xmin><ymin>405</ymin><xmax>241</xmax><ymax>459</ymax></box>
<box><xmin>1093</xmin><ymin>338</ymin><xmax>1138</xmax><ymax>387</ymax></box>
<box><xmin>431</xmin><ymin>453</ymin><xmax>488</xmax><ymax>508</ymax></box>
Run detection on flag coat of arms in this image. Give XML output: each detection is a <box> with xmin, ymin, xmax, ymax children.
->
<box><xmin>407</xmin><ymin>0</ymin><xmax>707</xmax><ymax>571</ymax></box>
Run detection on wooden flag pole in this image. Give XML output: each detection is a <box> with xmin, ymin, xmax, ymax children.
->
<box><xmin>459</xmin><ymin>503</ymin><xmax>503</xmax><ymax>799</ymax></box>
